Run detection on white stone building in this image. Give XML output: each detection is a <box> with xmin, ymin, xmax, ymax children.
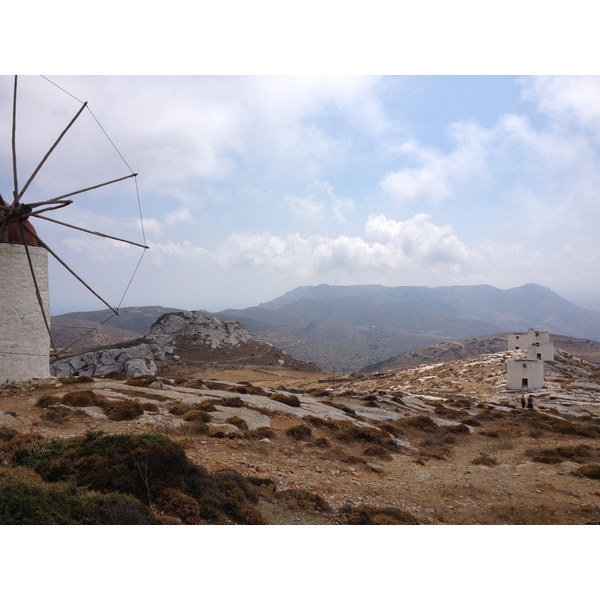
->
<box><xmin>506</xmin><ymin>358</ymin><xmax>545</xmax><ymax>391</ymax></box>
<box><xmin>527</xmin><ymin>341</ymin><xmax>555</xmax><ymax>362</ymax></box>
<box><xmin>0</xmin><ymin>243</ymin><xmax>51</xmax><ymax>383</ymax></box>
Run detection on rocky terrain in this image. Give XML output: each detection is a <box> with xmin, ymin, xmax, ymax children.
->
<box><xmin>2</xmin><ymin>324</ymin><xmax>600</xmax><ymax>524</ymax></box>
<box><xmin>50</xmin><ymin>310</ymin><xmax>317</xmax><ymax>380</ymax></box>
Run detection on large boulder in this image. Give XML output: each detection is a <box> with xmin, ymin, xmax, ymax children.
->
<box><xmin>50</xmin><ymin>343</ymin><xmax>159</xmax><ymax>378</ymax></box>
<box><xmin>148</xmin><ymin>311</ymin><xmax>250</xmax><ymax>349</ymax></box>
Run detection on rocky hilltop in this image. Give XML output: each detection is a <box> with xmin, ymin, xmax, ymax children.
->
<box><xmin>50</xmin><ymin>311</ymin><xmax>312</xmax><ymax>379</ymax></box>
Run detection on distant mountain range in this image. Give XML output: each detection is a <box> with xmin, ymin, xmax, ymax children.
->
<box><xmin>216</xmin><ymin>283</ymin><xmax>600</xmax><ymax>371</ymax></box>
<box><xmin>51</xmin><ymin>284</ymin><xmax>600</xmax><ymax>372</ymax></box>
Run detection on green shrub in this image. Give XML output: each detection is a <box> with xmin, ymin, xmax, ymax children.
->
<box><xmin>0</xmin><ymin>467</ymin><xmax>157</xmax><ymax>525</ymax></box>
<box><xmin>10</xmin><ymin>431</ymin><xmax>265</xmax><ymax>524</ymax></box>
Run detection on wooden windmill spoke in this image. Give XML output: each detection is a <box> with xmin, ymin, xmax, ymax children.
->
<box><xmin>34</xmin><ymin>214</ymin><xmax>150</xmax><ymax>249</ymax></box>
<box><xmin>11</xmin><ymin>76</ymin><xmax>19</xmax><ymax>203</ymax></box>
<box><xmin>24</xmin><ymin>200</ymin><xmax>73</xmax><ymax>217</ymax></box>
<box><xmin>14</xmin><ymin>100</ymin><xmax>88</xmax><ymax>205</ymax></box>
<box><xmin>38</xmin><ymin>173</ymin><xmax>139</xmax><ymax>205</ymax></box>
<box><xmin>26</xmin><ymin>227</ymin><xmax>120</xmax><ymax>317</ymax></box>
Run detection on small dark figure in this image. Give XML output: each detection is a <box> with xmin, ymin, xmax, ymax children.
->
<box><xmin>520</xmin><ymin>395</ymin><xmax>526</xmax><ymax>408</ymax></box>
<box><xmin>527</xmin><ymin>395</ymin><xmax>534</xmax><ymax>409</ymax></box>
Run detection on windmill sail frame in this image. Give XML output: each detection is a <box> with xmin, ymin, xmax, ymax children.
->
<box><xmin>1</xmin><ymin>75</ymin><xmax>148</xmax><ymax>378</ymax></box>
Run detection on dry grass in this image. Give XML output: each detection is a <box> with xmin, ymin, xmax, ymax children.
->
<box><xmin>471</xmin><ymin>452</ymin><xmax>498</xmax><ymax>466</ymax></box>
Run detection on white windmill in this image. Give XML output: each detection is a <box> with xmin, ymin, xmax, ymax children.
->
<box><xmin>0</xmin><ymin>76</ymin><xmax>148</xmax><ymax>384</ymax></box>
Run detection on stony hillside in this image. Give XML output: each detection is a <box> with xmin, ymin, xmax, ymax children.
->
<box><xmin>51</xmin><ymin>306</ymin><xmax>182</xmax><ymax>353</ymax></box>
<box><xmin>366</xmin><ymin>333</ymin><xmax>600</xmax><ymax>371</ymax></box>
<box><xmin>218</xmin><ymin>283</ymin><xmax>600</xmax><ymax>370</ymax></box>
<box><xmin>50</xmin><ymin>310</ymin><xmax>319</xmax><ymax>380</ymax></box>
<box><xmin>3</xmin><ymin>342</ymin><xmax>600</xmax><ymax>524</ymax></box>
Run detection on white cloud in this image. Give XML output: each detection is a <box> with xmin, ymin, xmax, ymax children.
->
<box><xmin>165</xmin><ymin>207</ymin><xmax>194</xmax><ymax>226</ymax></box>
<box><xmin>521</xmin><ymin>76</ymin><xmax>600</xmax><ymax>132</ymax></box>
<box><xmin>380</xmin><ymin>121</ymin><xmax>490</xmax><ymax>204</ymax></box>
<box><xmin>284</xmin><ymin>181</ymin><xmax>355</xmax><ymax>224</ymax></box>
<box><xmin>215</xmin><ymin>213</ymin><xmax>468</xmax><ymax>275</ymax></box>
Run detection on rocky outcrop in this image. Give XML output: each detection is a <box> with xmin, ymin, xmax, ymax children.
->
<box><xmin>50</xmin><ymin>311</ymin><xmax>251</xmax><ymax>378</ymax></box>
<box><xmin>147</xmin><ymin>311</ymin><xmax>251</xmax><ymax>349</ymax></box>
<box><xmin>50</xmin><ymin>343</ymin><xmax>163</xmax><ymax>379</ymax></box>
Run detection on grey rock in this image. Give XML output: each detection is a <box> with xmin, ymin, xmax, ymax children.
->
<box><xmin>49</xmin><ymin>311</ymin><xmax>251</xmax><ymax>379</ymax></box>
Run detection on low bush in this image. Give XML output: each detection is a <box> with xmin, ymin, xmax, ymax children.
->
<box><xmin>104</xmin><ymin>400</ymin><xmax>144</xmax><ymax>421</ymax></box>
<box><xmin>181</xmin><ymin>410</ymin><xmax>212</xmax><ymax>423</ymax></box>
<box><xmin>471</xmin><ymin>452</ymin><xmax>498</xmax><ymax>466</ymax></box>
<box><xmin>335</xmin><ymin>423</ymin><xmax>396</xmax><ymax>449</ymax></box>
<box><xmin>234</xmin><ymin>383</ymin><xmax>265</xmax><ymax>396</ymax></box>
<box><xmin>40</xmin><ymin>406</ymin><xmax>72</xmax><ymax>424</ymax></box>
<box><xmin>363</xmin><ymin>444</ymin><xmax>393</xmax><ymax>461</ymax></box>
<box><xmin>246</xmin><ymin>426</ymin><xmax>275</xmax><ymax>440</ymax></box>
<box><xmin>302</xmin><ymin>416</ymin><xmax>339</xmax><ymax>430</ymax></box>
<box><xmin>61</xmin><ymin>390</ymin><xmax>108</xmax><ymax>408</ymax></box>
<box><xmin>527</xmin><ymin>444</ymin><xmax>594</xmax><ymax>464</ymax></box>
<box><xmin>340</xmin><ymin>503</ymin><xmax>419</xmax><ymax>525</ymax></box>
<box><xmin>270</xmin><ymin>393</ymin><xmax>301</xmax><ymax>408</ymax></box>
<box><xmin>487</xmin><ymin>504</ymin><xmax>560</xmax><ymax>525</ymax></box>
<box><xmin>103</xmin><ymin>371</ymin><xmax>127</xmax><ymax>381</ymax></box>
<box><xmin>311</xmin><ymin>436</ymin><xmax>331</xmax><ymax>448</ymax></box>
<box><xmin>125</xmin><ymin>375</ymin><xmax>159</xmax><ymax>388</ymax></box>
<box><xmin>36</xmin><ymin>394</ymin><xmax>61</xmax><ymax>408</ymax></box>
<box><xmin>213</xmin><ymin>397</ymin><xmax>246</xmax><ymax>409</ymax></box>
<box><xmin>574</xmin><ymin>464</ymin><xmax>600</xmax><ymax>480</ymax></box>
<box><xmin>10</xmin><ymin>431</ymin><xmax>265</xmax><ymax>524</ymax></box>
<box><xmin>225</xmin><ymin>416</ymin><xmax>249</xmax><ymax>431</ymax></box>
<box><xmin>551</xmin><ymin>421</ymin><xmax>600</xmax><ymax>438</ymax></box>
<box><xmin>277</xmin><ymin>488</ymin><xmax>330</xmax><ymax>512</ymax></box>
<box><xmin>59</xmin><ymin>375</ymin><xmax>94</xmax><ymax>385</ymax></box>
<box><xmin>394</xmin><ymin>415</ymin><xmax>438</xmax><ymax>433</ymax></box>
<box><xmin>0</xmin><ymin>466</ymin><xmax>158</xmax><ymax>525</ymax></box>
<box><xmin>285</xmin><ymin>424</ymin><xmax>312</xmax><ymax>441</ymax></box>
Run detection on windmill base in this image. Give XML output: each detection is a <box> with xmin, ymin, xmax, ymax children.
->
<box><xmin>0</xmin><ymin>244</ymin><xmax>51</xmax><ymax>384</ymax></box>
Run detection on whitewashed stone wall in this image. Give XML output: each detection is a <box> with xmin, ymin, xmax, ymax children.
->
<box><xmin>507</xmin><ymin>358</ymin><xmax>544</xmax><ymax>391</ymax></box>
<box><xmin>0</xmin><ymin>244</ymin><xmax>51</xmax><ymax>383</ymax></box>
<box><xmin>527</xmin><ymin>341</ymin><xmax>555</xmax><ymax>362</ymax></box>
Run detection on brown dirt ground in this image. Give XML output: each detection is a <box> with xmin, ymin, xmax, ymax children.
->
<box><xmin>2</xmin><ymin>366</ymin><xmax>600</xmax><ymax>525</ymax></box>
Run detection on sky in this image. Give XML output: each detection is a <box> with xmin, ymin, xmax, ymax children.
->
<box><xmin>2</xmin><ymin>74</ymin><xmax>600</xmax><ymax>316</ymax></box>
<box><xmin>2</xmin><ymin>6</ymin><xmax>600</xmax><ymax>317</ymax></box>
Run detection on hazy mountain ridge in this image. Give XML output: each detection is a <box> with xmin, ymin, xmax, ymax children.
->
<box><xmin>50</xmin><ymin>284</ymin><xmax>600</xmax><ymax>371</ymax></box>
<box><xmin>219</xmin><ymin>283</ymin><xmax>600</xmax><ymax>370</ymax></box>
